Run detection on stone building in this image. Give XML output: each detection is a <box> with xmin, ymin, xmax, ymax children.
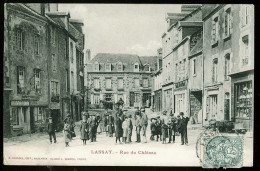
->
<box><xmin>201</xmin><ymin>4</ymin><xmax>254</xmax><ymax>129</ymax></box>
<box><xmin>5</xmin><ymin>3</ymin><xmax>50</xmax><ymax>134</ymax></box>
<box><xmin>161</xmin><ymin>4</ymin><xmax>202</xmax><ymax>116</ymax></box>
<box><xmin>152</xmin><ymin>48</ymin><xmax>163</xmax><ymax>112</ymax></box>
<box><xmin>4</xmin><ymin>3</ymin><xmax>85</xmax><ymax>134</ymax></box>
<box><xmin>228</xmin><ymin>5</ymin><xmax>254</xmax><ymax>132</ymax></box>
<box><xmin>86</xmin><ymin>53</ymin><xmax>159</xmax><ymax>109</ymax></box>
<box><xmin>188</xmin><ymin>30</ymin><xmax>203</xmax><ymax>124</ymax></box>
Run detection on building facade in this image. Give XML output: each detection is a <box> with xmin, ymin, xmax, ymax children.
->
<box><xmin>4</xmin><ymin>3</ymin><xmax>85</xmax><ymax>135</ymax></box>
<box><xmin>161</xmin><ymin>4</ymin><xmax>202</xmax><ymax>116</ymax></box>
<box><xmin>86</xmin><ymin>53</ymin><xmax>159</xmax><ymax>109</ymax></box>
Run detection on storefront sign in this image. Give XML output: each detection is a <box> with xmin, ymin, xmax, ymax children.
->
<box><xmin>175</xmin><ymin>80</ymin><xmax>187</xmax><ymax>89</ymax></box>
<box><xmin>11</xmin><ymin>100</ymin><xmax>29</xmax><ymax>106</ymax></box>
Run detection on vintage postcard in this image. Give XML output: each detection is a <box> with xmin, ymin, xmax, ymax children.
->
<box><xmin>3</xmin><ymin>3</ymin><xmax>254</xmax><ymax>167</ymax></box>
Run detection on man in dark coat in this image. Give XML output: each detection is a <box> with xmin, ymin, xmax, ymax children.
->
<box><xmin>103</xmin><ymin>113</ymin><xmax>109</xmax><ymax>136</ymax></box>
<box><xmin>155</xmin><ymin>116</ymin><xmax>162</xmax><ymax>141</ymax></box>
<box><xmin>126</xmin><ymin>114</ymin><xmax>133</xmax><ymax>143</ymax></box>
<box><xmin>178</xmin><ymin>112</ymin><xmax>189</xmax><ymax>145</ymax></box>
<box><xmin>115</xmin><ymin>111</ymin><xmax>123</xmax><ymax>144</ymax></box>
<box><xmin>135</xmin><ymin>111</ymin><xmax>142</xmax><ymax>143</ymax></box>
<box><xmin>47</xmin><ymin>117</ymin><xmax>56</xmax><ymax>144</ymax></box>
<box><xmin>108</xmin><ymin>114</ymin><xmax>114</xmax><ymax>137</ymax></box>
<box><xmin>140</xmin><ymin>107</ymin><xmax>148</xmax><ymax>143</ymax></box>
<box><xmin>80</xmin><ymin>114</ymin><xmax>89</xmax><ymax>145</ymax></box>
<box><xmin>88</xmin><ymin>114</ymin><xmax>97</xmax><ymax>142</ymax></box>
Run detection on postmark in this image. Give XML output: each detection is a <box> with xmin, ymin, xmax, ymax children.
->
<box><xmin>197</xmin><ymin>132</ymin><xmax>243</xmax><ymax>168</ymax></box>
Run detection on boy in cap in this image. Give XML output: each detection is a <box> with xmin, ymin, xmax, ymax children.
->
<box><xmin>47</xmin><ymin>117</ymin><xmax>56</xmax><ymax>144</ymax></box>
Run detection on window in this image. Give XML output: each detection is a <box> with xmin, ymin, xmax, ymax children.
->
<box><xmin>71</xmin><ymin>71</ymin><xmax>74</xmax><ymax>90</ymax></box>
<box><xmin>105</xmin><ymin>94</ymin><xmax>112</xmax><ymax>102</ymax></box>
<box><xmin>242</xmin><ymin>35</ymin><xmax>249</xmax><ymax>66</ymax></box>
<box><xmin>134</xmin><ymin>78</ymin><xmax>140</xmax><ymax>88</ymax></box>
<box><xmin>34</xmin><ymin>69</ymin><xmax>41</xmax><ymax>93</ymax></box>
<box><xmin>79</xmin><ymin>52</ymin><xmax>84</xmax><ymax>67</ymax></box>
<box><xmin>17</xmin><ymin>66</ymin><xmax>25</xmax><ymax>94</ymax></box>
<box><xmin>143</xmin><ymin>78</ymin><xmax>148</xmax><ymax>88</ymax></box>
<box><xmin>34</xmin><ymin>34</ymin><xmax>40</xmax><ymax>55</ymax></box>
<box><xmin>212</xmin><ymin>59</ymin><xmax>218</xmax><ymax>83</ymax></box>
<box><xmin>51</xmin><ymin>81</ymin><xmax>59</xmax><ymax>95</ymax></box>
<box><xmin>70</xmin><ymin>42</ymin><xmax>73</xmax><ymax>63</ymax></box>
<box><xmin>80</xmin><ymin>76</ymin><xmax>84</xmax><ymax>93</ymax></box>
<box><xmin>212</xmin><ymin>17</ymin><xmax>219</xmax><ymax>44</ymax></box>
<box><xmin>94</xmin><ymin>62</ymin><xmax>99</xmax><ymax>71</ymax></box>
<box><xmin>94</xmin><ymin>78</ymin><xmax>100</xmax><ymax>89</ymax></box>
<box><xmin>105</xmin><ymin>63</ymin><xmax>111</xmax><ymax>71</ymax></box>
<box><xmin>64</xmin><ymin>38</ymin><xmax>68</xmax><ymax>59</ymax></box>
<box><xmin>144</xmin><ymin>65</ymin><xmax>150</xmax><ymax>72</ymax></box>
<box><xmin>52</xmin><ymin>54</ymin><xmax>57</xmax><ymax>71</ymax></box>
<box><xmin>224</xmin><ymin>54</ymin><xmax>230</xmax><ymax>80</ymax></box>
<box><xmin>242</xmin><ymin>5</ymin><xmax>250</xmax><ymax>27</ymax></box>
<box><xmin>175</xmin><ymin>63</ymin><xmax>178</xmax><ymax>81</ymax></box>
<box><xmin>93</xmin><ymin>94</ymin><xmax>100</xmax><ymax>104</ymax></box>
<box><xmin>193</xmin><ymin>59</ymin><xmax>196</xmax><ymax>75</ymax></box>
<box><xmin>51</xmin><ymin>26</ymin><xmax>56</xmax><ymax>45</ymax></box>
<box><xmin>22</xmin><ymin>107</ymin><xmax>27</xmax><ymax>123</ymax></box>
<box><xmin>34</xmin><ymin>107</ymin><xmax>44</xmax><ymax>122</ymax></box>
<box><xmin>66</xmin><ymin>69</ymin><xmax>69</xmax><ymax>92</ymax></box>
<box><xmin>134</xmin><ymin>62</ymin><xmax>139</xmax><ymax>72</ymax></box>
<box><xmin>234</xmin><ymin>81</ymin><xmax>252</xmax><ymax>118</ymax></box>
<box><xmin>15</xmin><ymin>29</ymin><xmax>24</xmax><ymax>50</ymax></box>
<box><xmin>117</xmin><ymin>62</ymin><xmax>123</xmax><ymax>71</ymax></box>
<box><xmin>11</xmin><ymin>108</ymin><xmax>19</xmax><ymax>125</ymax></box>
<box><xmin>106</xmin><ymin>79</ymin><xmax>112</xmax><ymax>89</ymax></box>
<box><xmin>118</xmin><ymin>79</ymin><xmax>123</xmax><ymax>89</ymax></box>
<box><xmin>224</xmin><ymin>8</ymin><xmax>232</xmax><ymax>37</ymax></box>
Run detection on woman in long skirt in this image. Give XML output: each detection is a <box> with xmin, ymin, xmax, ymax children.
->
<box><xmin>80</xmin><ymin>114</ymin><xmax>89</xmax><ymax>146</ymax></box>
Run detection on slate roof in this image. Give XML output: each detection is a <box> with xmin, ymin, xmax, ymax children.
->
<box><xmin>190</xmin><ymin>37</ymin><xmax>203</xmax><ymax>57</ymax></box>
<box><xmin>88</xmin><ymin>53</ymin><xmax>159</xmax><ymax>73</ymax></box>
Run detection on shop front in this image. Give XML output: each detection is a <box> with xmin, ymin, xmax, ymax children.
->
<box><xmin>173</xmin><ymin>79</ymin><xmax>189</xmax><ymax>116</ymax></box>
<box><xmin>154</xmin><ymin>89</ymin><xmax>162</xmax><ymax>112</ymax></box>
<box><xmin>230</xmin><ymin>70</ymin><xmax>254</xmax><ymax>132</ymax></box>
<box><xmin>162</xmin><ymin>82</ymin><xmax>174</xmax><ymax>111</ymax></box>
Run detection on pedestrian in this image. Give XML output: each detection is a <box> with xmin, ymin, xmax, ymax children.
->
<box><xmin>80</xmin><ymin>114</ymin><xmax>89</xmax><ymax>146</ymax></box>
<box><xmin>64</xmin><ymin>119</ymin><xmax>72</xmax><ymax>147</ymax></box>
<box><xmin>88</xmin><ymin>114</ymin><xmax>97</xmax><ymax>142</ymax></box>
<box><xmin>96</xmin><ymin>114</ymin><xmax>102</xmax><ymax>134</ymax></box>
<box><xmin>135</xmin><ymin>110</ymin><xmax>142</xmax><ymax>143</ymax></box>
<box><xmin>115</xmin><ymin>111</ymin><xmax>123</xmax><ymax>144</ymax></box>
<box><xmin>122</xmin><ymin>115</ymin><xmax>128</xmax><ymax>144</ymax></box>
<box><xmin>108</xmin><ymin>114</ymin><xmax>114</xmax><ymax>137</ymax></box>
<box><xmin>155</xmin><ymin>116</ymin><xmax>162</xmax><ymax>141</ymax></box>
<box><xmin>150</xmin><ymin>118</ymin><xmax>156</xmax><ymax>141</ymax></box>
<box><xmin>46</xmin><ymin>117</ymin><xmax>56</xmax><ymax>144</ymax></box>
<box><xmin>176</xmin><ymin>115</ymin><xmax>181</xmax><ymax>136</ymax></box>
<box><xmin>178</xmin><ymin>112</ymin><xmax>189</xmax><ymax>145</ymax></box>
<box><xmin>103</xmin><ymin>113</ymin><xmax>109</xmax><ymax>136</ymax></box>
<box><xmin>140</xmin><ymin>107</ymin><xmax>148</xmax><ymax>143</ymax></box>
<box><xmin>167</xmin><ymin>111</ymin><xmax>177</xmax><ymax>143</ymax></box>
<box><xmin>102</xmin><ymin>109</ymin><xmax>109</xmax><ymax>132</ymax></box>
<box><xmin>161</xmin><ymin>118</ymin><xmax>168</xmax><ymax>144</ymax></box>
<box><xmin>126</xmin><ymin>114</ymin><xmax>133</xmax><ymax>143</ymax></box>
<box><xmin>64</xmin><ymin>114</ymin><xmax>76</xmax><ymax>139</ymax></box>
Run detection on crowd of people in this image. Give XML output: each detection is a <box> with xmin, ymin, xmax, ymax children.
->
<box><xmin>46</xmin><ymin>107</ymin><xmax>190</xmax><ymax>147</ymax></box>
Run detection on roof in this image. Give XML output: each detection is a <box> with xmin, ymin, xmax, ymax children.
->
<box><xmin>189</xmin><ymin>37</ymin><xmax>203</xmax><ymax>57</ymax></box>
<box><xmin>88</xmin><ymin>53</ymin><xmax>159</xmax><ymax>73</ymax></box>
<box><xmin>69</xmin><ymin>19</ymin><xmax>84</xmax><ymax>25</ymax></box>
<box><xmin>45</xmin><ymin>12</ymin><xmax>70</xmax><ymax>17</ymax></box>
<box><xmin>178</xmin><ymin>21</ymin><xmax>203</xmax><ymax>28</ymax></box>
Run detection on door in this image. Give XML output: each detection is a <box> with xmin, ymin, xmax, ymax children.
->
<box><xmin>30</xmin><ymin>107</ymin><xmax>34</xmax><ymax>133</ymax></box>
<box><xmin>130</xmin><ymin>92</ymin><xmax>135</xmax><ymax>107</ymax></box>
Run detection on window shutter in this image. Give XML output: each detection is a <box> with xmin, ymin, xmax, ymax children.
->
<box><xmin>217</xmin><ymin>19</ymin><xmax>220</xmax><ymax>41</ymax></box>
<box><xmin>241</xmin><ymin>5</ymin><xmax>245</xmax><ymax>27</ymax></box>
<box><xmin>206</xmin><ymin>96</ymin><xmax>210</xmax><ymax>115</ymax></box>
<box><xmin>222</xmin><ymin>12</ymin><xmax>225</xmax><ymax>38</ymax></box>
<box><xmin>211</xmin><ymin>20</ymin><xmax>214</xmax><ymax>44</ymax></box>
<box><xmin>230</xmin><ymin>10</ymin><xmax>234</xmax><ymax>34</ymax></box>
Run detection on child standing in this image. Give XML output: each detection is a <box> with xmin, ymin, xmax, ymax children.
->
<box><xmin>161</xmin><ymin>118</ymin><xmax>168</xmax><ymax>144</ymax></box>
<box><xmin>47</xmin><ymin>117</ymin><xmax>56</xmax><ymax>144</ymax></box>
<box><xmin>150</xmin><ymin>118</ymin><xmax>156</xmax><ymax>141</ymax></box>
<box><xmin>64</xmin><ymin>120</ymin><xmax>72</xmax><ymax>147</ymax></box>
<box><xmin>80</xmin><ymin>114</ymin><xmax>89</xmax><ymax>146</ymax></box>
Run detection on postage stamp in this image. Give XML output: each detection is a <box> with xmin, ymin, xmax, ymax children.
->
<box><xmin>198</xmin><ymin>133</ymin><xmax>243</xmax><ymax>168</ymax></box>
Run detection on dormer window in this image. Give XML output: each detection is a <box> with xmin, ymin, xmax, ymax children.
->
<box><xmin>134</xmin><ymin>62</ymin><xmax>139</xmax><ymax>72</ymax></box>
<box><xmin>144</xmin><ymin>64</ymin><xmax>150</xmax><ymax>72</ymax></box>
<box><xmin>117</xmin><ymin>62</ymin><xmax>123</xmax><ymax>72</ymax></box>
<box><xmin>94</xmin><ymin>62</ymin><xmax>99</xmax><ymax>71</ymax></box>
<box><xmin>105</xmin><ymin>63</ymin><xmax>111</xmax><ymax>72</ymax></box>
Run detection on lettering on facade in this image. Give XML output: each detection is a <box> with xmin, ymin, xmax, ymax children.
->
<box><xmin>10</xmin><ymin>100</ymin><xmax>29</xmax><ymax>106</ymax></box>
<box><xmin>175</xmin><ymin>80</ymin><xmax>187</xmax><ymax>89</ymax></box>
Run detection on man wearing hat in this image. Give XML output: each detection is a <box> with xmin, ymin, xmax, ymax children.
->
<box><xmin>103</xmin><ymin>112</ymin><xmax>109</xmax><ymax>136</ymax></box>
<box><xmin>108</xmin><ymin>113</ymin><xmax>114</xmax><ymax>137</ymax></box>
<box><xmin>178</xmin><ymin>112</ymin><xmax>189</xmax><ymax>145</ymax></box>
<box><xmin>46</xmin><ymin>117</ymin><xmax>56</xmax><ymax>144</ymax></box>
<box><xmin>89</xmin><ymin>114</ymin><xmax>98</xmax><ymax>142</ymax></box>
<box><xmin>135</xmin><ymin>110</ymin><xmax>142</xmax><ymax>143</ymax></box>
<box><xmin>126</xmin><ymin>114</ymin><xmax>133</xmax><ymax>143</ymax></box>
<box><xmin>155</xmin><ymin>116</ymin><xmax>162</xmax><ymax>141</ymax></box>
<box><xmin>140</xmin><ymin>107</ymin><xmax>148</xmax><ymax>143</ymax></box>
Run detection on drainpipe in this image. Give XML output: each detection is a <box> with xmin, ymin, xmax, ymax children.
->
<box><xmin>202</xmin><ymin>51</ymin><xmax>204</xmax><ymax>127</ymax></box>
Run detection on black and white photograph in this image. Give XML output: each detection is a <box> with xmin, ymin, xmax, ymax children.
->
<box><xmin>3</xmin><ymin>3</ymin><xmax>254</xmax><ymax>167</ymax></box>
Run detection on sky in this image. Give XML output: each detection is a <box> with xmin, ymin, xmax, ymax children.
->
<box><xmin>58</xmin><ymin>4</ymin><xmax>181</xmax><ymax>59</ymax></box>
